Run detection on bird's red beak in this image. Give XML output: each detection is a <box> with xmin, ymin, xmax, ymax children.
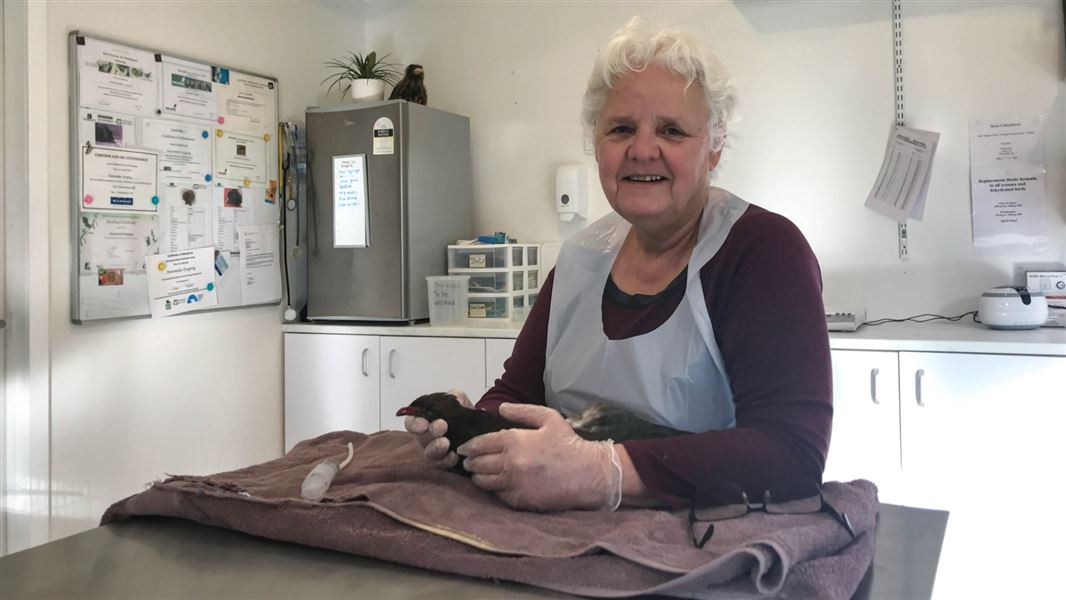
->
<box><xmin>396</xmin><ymin>406</ymin><xmax>417</xmax><ymax>417</ymax></box>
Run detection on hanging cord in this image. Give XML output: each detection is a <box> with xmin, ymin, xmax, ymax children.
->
<box><xmin>863</xmin><ymin>311</ymin><xmax>979</xmax><ymax>327</ymax></box>
<box><xmin>278</xmin><ymin>122</ymin><xmax>293</xmax><ymax>312</ymax></box>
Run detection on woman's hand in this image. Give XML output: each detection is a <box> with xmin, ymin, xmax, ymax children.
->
<box><xmin>456</xmin><ymin>403</ymin><xmax>622</xmax><ymax>512</ymax></box>
<box><xmin>403</xmin><ymin>388</ymin><xmax>472</xmax><ymax>468</ymax></box>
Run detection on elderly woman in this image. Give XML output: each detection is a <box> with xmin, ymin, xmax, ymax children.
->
<box><xmin>407</xmin><ymin>18</ymin><xmax>832</xmax><ymax>512</ymax></box>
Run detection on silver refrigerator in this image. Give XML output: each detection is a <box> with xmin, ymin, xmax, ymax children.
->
<box><xmin>305</xmin><ymin>100</ymin><xmax>473</xmax><ymax>321</ymax></box>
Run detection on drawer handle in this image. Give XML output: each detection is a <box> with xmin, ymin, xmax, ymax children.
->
<box><xmin>869</xmin><ymin>368</ymin><xmax>880</xmax><ymax>405</ymax></box>
<box><xmin>361</xmin><ymin>348</ymin><xmax>369</xmax><ymax>377</ymax></box>
<box><xmin>389</xmin><ymin>349</ymin><xmax>397</xmax><ymax>379</ymax></box>
<box><xmin>915</xmin><ymin>369</ymin><xmax>925</xmax><ymax>407</ymax></box>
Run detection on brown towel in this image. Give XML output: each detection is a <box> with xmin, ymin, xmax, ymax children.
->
<box><xmin>102</xmin><ymin>431</ymin><xmax>877</xmax><ymax>598</ymax></box>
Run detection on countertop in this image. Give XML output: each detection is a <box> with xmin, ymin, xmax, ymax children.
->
<box><xmin>282</xmin><ymin>320</ymin><xmax>1066</xmax><ymax>356</ymax></box>
<box><xmin>0</xmin><ymin>504</ymin><xmax>948</xmax><ymax>599</ymax></box>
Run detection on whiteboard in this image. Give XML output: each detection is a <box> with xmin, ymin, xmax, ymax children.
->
<box><xmin>69</xmin><ymin>32</ymin><xmax>282</xmax><ymax>323</ymax></box>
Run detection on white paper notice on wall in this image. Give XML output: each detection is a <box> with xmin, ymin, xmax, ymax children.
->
<box><xmin>864</xmin><ymin>126</ymin><xmax>940</xmax><ymax>223</ymax></box>
<box><xmin>970</xmin><ymin>116</ymin><xmax>1047</xmax><ymax>256</ymax></box>
<box><xmin>238</xmin><ymin>225</ymin><xmax>281</xmax><ymax>304</ymax></box>
<box><xmin>162</xmin><ymin>186</ymin><xmax>211</xmax><ymax>252</ymax></box>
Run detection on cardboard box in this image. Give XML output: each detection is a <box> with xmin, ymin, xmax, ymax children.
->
<box><xmin>1027</xmin><ymin>271</ymin><xmax>1066</xmax><ymax>327</ymax></box>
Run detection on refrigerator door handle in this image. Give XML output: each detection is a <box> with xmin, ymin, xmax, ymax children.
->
<box><xmin>361</xmin><ymin>348</ymin><xmax>370</xmax><ymax>377</ymax></box>
<box><xmin>389</xmin><ymin>349</ymin><xmax>397</xmax><ymax>379</ymax></box>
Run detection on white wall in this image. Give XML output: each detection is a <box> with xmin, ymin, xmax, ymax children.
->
<box><xmin>365</xmin><ymin>1</ymin><xmax>1065</xmax><ymax>317</ymax></box>
<box><xmin>40</xmin><ymin>0</ymin><xmax>366</xmax><ymax>541</ymax></box>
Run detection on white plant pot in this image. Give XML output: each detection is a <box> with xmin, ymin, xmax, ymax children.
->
<box><xmin>350</xmin><ymin>79</ymin><xmax>385</xmax><ymax>102</ymax></box>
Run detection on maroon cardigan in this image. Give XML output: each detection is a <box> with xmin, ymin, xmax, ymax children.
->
<box><xmin>477</xmin><ymin>204</ymin><xmax>833</xmax><ymax>509</ymax></box>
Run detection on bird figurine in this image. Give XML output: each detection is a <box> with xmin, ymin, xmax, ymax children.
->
<box><xmin>396</xmin><ymin>392</ymin><xmax>686</xmax><ymax>476</ymax></box>
<box><xmin>388</xmin><ymin>64</ymin><xmax>427</xmax><ymax>105</ymax></box>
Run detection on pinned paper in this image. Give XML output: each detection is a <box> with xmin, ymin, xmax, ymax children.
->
<box><xmin>145</xmin><ymin>246</ymin><xmax>218</xmax><ymax>318</ymax></box>
<box><xmin>864</xmin><ymin>126</ymin><xmax>940</xmax><ymax>223</ymax></box>
<box><xmin>970</xmin><ymin>116</ymin><xmax>1047</xmax><ymax>255</ymax></box>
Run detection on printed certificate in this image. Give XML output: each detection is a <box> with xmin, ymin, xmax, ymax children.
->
<box><xmin>215</xmin><ymin>70</ymin><xmax>277</xmax><ymax>135</ymax></box>
<box><xmin>81</xmin><ymin>147</ymin><xmax>159</xmax><ymax>213</ymax></box>
<box><xmin>213</xmin><ymin>129</ymin><xmax>266</xmax><ymax>184</ymax></box>
<box><xmin>78</xmin><ymin>213</ymin><xmax>159</xmax><ymax>273</ymax></box>
<box><xmin>146</xmin><ymin>246</ymin><xmax>218</xmax><ymax>318</ymax></box>
<box><xmin>76</xmin><ymin>37</ymin><xmax>159</xmax><ymax>116</ymax></box>
<box><xmin>161</xmin><ymin>56</ymin><xmax>217</xmax><ymax>122</ymax></box>
<box><xmin>143</xmin><ymin>118</ymin><xmax>213</xmax><ymax>186</ymax></box>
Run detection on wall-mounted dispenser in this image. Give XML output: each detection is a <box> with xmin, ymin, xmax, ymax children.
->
<box><xmin>555</xmin><ymin>163</ymin><xmax>588</xmax><ymax>222</ymax></box>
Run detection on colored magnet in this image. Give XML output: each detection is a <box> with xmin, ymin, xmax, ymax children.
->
<box><xmin>263</xmin><ymin>133</ymin><xmax>271</xmax><ymax>142</ymax></box>
<box><xmin>151</xmin><ymin>196</ymin><xmax>159</xmax><ymax>205</ymax></box>
<box><xmin>84</xmin><ymin>195</ymin><xmax>94</xmax><ymax>205</ymax></box>
<box><xmin>243</xmin><ymin>178</ymin><xmax>251</xmax><ymax>187</ymax></box>
<box><xmin>218</xmin><ymin>116</ymin><xmax>225</xmax><ymax>124</ymax></box>
<box><xmin>202</xmin><ymin>130</ymin><xmax>209</xmax><ymax>138</ymax></box>
<box><xmin>157</xmin><ymin>261</ymin><xmax>167</xmax><ymax>271</ymax></box>
<box><xmin>205</xmin><ymin>174</ymin><xmax>212</xmax><ymax>182</ymax></box>
<box><xmin>216</xmin><ymin>129</ymin><xmax>224</xmax><ymax>137</ymax></box>
<box><xmin>206</xmin><ymin>282</ymin><xmax>215</xmax><ymax>291</ymax></box>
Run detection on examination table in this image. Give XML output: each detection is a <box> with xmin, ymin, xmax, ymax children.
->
<box><xmin>1</xmin><ymin>503</ymin><xmax>945</xmax><ymax>599</ymax></box>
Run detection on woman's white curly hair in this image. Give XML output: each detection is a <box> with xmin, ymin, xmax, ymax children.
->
<box><xmin>582</xmin><ymin>17</ymin><xmax>738</xmax><ymax>154</ymax></box>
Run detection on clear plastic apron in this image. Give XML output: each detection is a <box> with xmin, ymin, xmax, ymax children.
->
<box><xmin>544</xmin><ymin>188</ymin><xmax>749</xmax><ymax>432</ymax></box>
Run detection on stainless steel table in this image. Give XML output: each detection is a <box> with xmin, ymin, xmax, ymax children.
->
<box><xmin>1</xmin><ymin>504</ymin><xmax>946</xmax><ymax>599</ymax></box>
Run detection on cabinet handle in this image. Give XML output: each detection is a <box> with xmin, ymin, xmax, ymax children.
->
<box><xmin>361</xmin><ymin>348</ymin><xmax>369</xmax><ymax>377</ymax></box>
<box><xmin>915</xmin><ymin>369</ymin><xmax>926</xmax><ymax>407</ymax></box>
<box><xmin>389</xmin><ymin>349</ymin><xmax>397</xmax><ymax>379</ymax></box>
<box><xmin>869</xmin><ymin>368</ymin><xmax>880</xmax><ymax>405</ymax></box>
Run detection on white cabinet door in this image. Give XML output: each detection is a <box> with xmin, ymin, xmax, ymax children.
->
<box><xmin>485</xmin><ymin>338</ymin><xmax>517</xmax><ymax>390</ymax></box>
<box><xmin>283</xmin><ymin>333</ymin><xmax>380</xmax><ymax>451</ymax></box>
<box><xmin>824</xmin><ymin>350</ymin><xmax>902</xmax><ymax>504</ymax></box>
<box><xmin>379</xmin><ymin>337</ymin><xmax>486</xmax><ymax>431</ymax></box>
<box><xmin>900</xmin><ymin>352</ymin><xmax>1066</xmax><ymax>600</ymax></box>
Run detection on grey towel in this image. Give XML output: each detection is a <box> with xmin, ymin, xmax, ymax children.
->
<box><xmin>102</xmin><ymin>431</ymin><xmax>877</xmax><ymax>599</ymax></box>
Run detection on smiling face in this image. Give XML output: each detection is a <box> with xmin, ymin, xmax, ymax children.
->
<box><xmin>594</xmin><ymin>65</ymin><xmax>720</xmax><ymax>237</ymax></box>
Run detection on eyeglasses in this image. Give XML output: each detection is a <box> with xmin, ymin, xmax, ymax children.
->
<box><xmin>687</xmin><ymin>486</ymin><xmax>856</xmax><ymax>549</ymax></box>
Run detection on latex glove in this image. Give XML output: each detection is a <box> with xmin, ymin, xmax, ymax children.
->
<box><xmin>403</xmin><ymin>388</ymin><xmax>472</xmax><ymax>469</ymax></box>
<box><xmin>456</xmin><ymin>403</ymin><xmax>623</xmax><ymax>512</ymax></box>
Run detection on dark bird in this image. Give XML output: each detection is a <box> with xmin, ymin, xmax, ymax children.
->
<box><xmin>396</xmin><ymin>393</ymin><xmax>686</xmax><ymax>475</ymax></box>
<box><xmin>388</xmin><ymin>64</ymin><xmax>427</xmax><ymax>105</ymax></box>
<box><xmin>564</xmin><ymin>401</ymin><xmax>687</xmax><ymax>442</ymax></box>
<box><xmin>397</xmin><ymin>392</ymin><xmax>527</xmax><ymax>475</ymax></box>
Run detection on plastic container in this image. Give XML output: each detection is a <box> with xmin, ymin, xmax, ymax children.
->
<box><xmin>469</xmin><ymin>272</ymin><xmax>508</xmax><ymax>293</ymax></box>
<box><xmin>468</xmin><ymin>296</ymin><xmax>508</xmax><ymax>319</ymax></box>
<box><xmin>427</xmin><ymin>275</ymin><xmax>469</xmax><ymax>326</ymax></box>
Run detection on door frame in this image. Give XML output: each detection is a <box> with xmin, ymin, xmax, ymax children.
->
<box><xmin>2</xmin><ymin>0</ymin><xmax>51</xmax><ymax>555</ymax></box>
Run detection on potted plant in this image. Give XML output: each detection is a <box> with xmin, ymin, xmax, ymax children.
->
<box><xmin>322</xmin><ymin>51</ymin><xmax>401</xmax><ymax>102</ymax></box>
